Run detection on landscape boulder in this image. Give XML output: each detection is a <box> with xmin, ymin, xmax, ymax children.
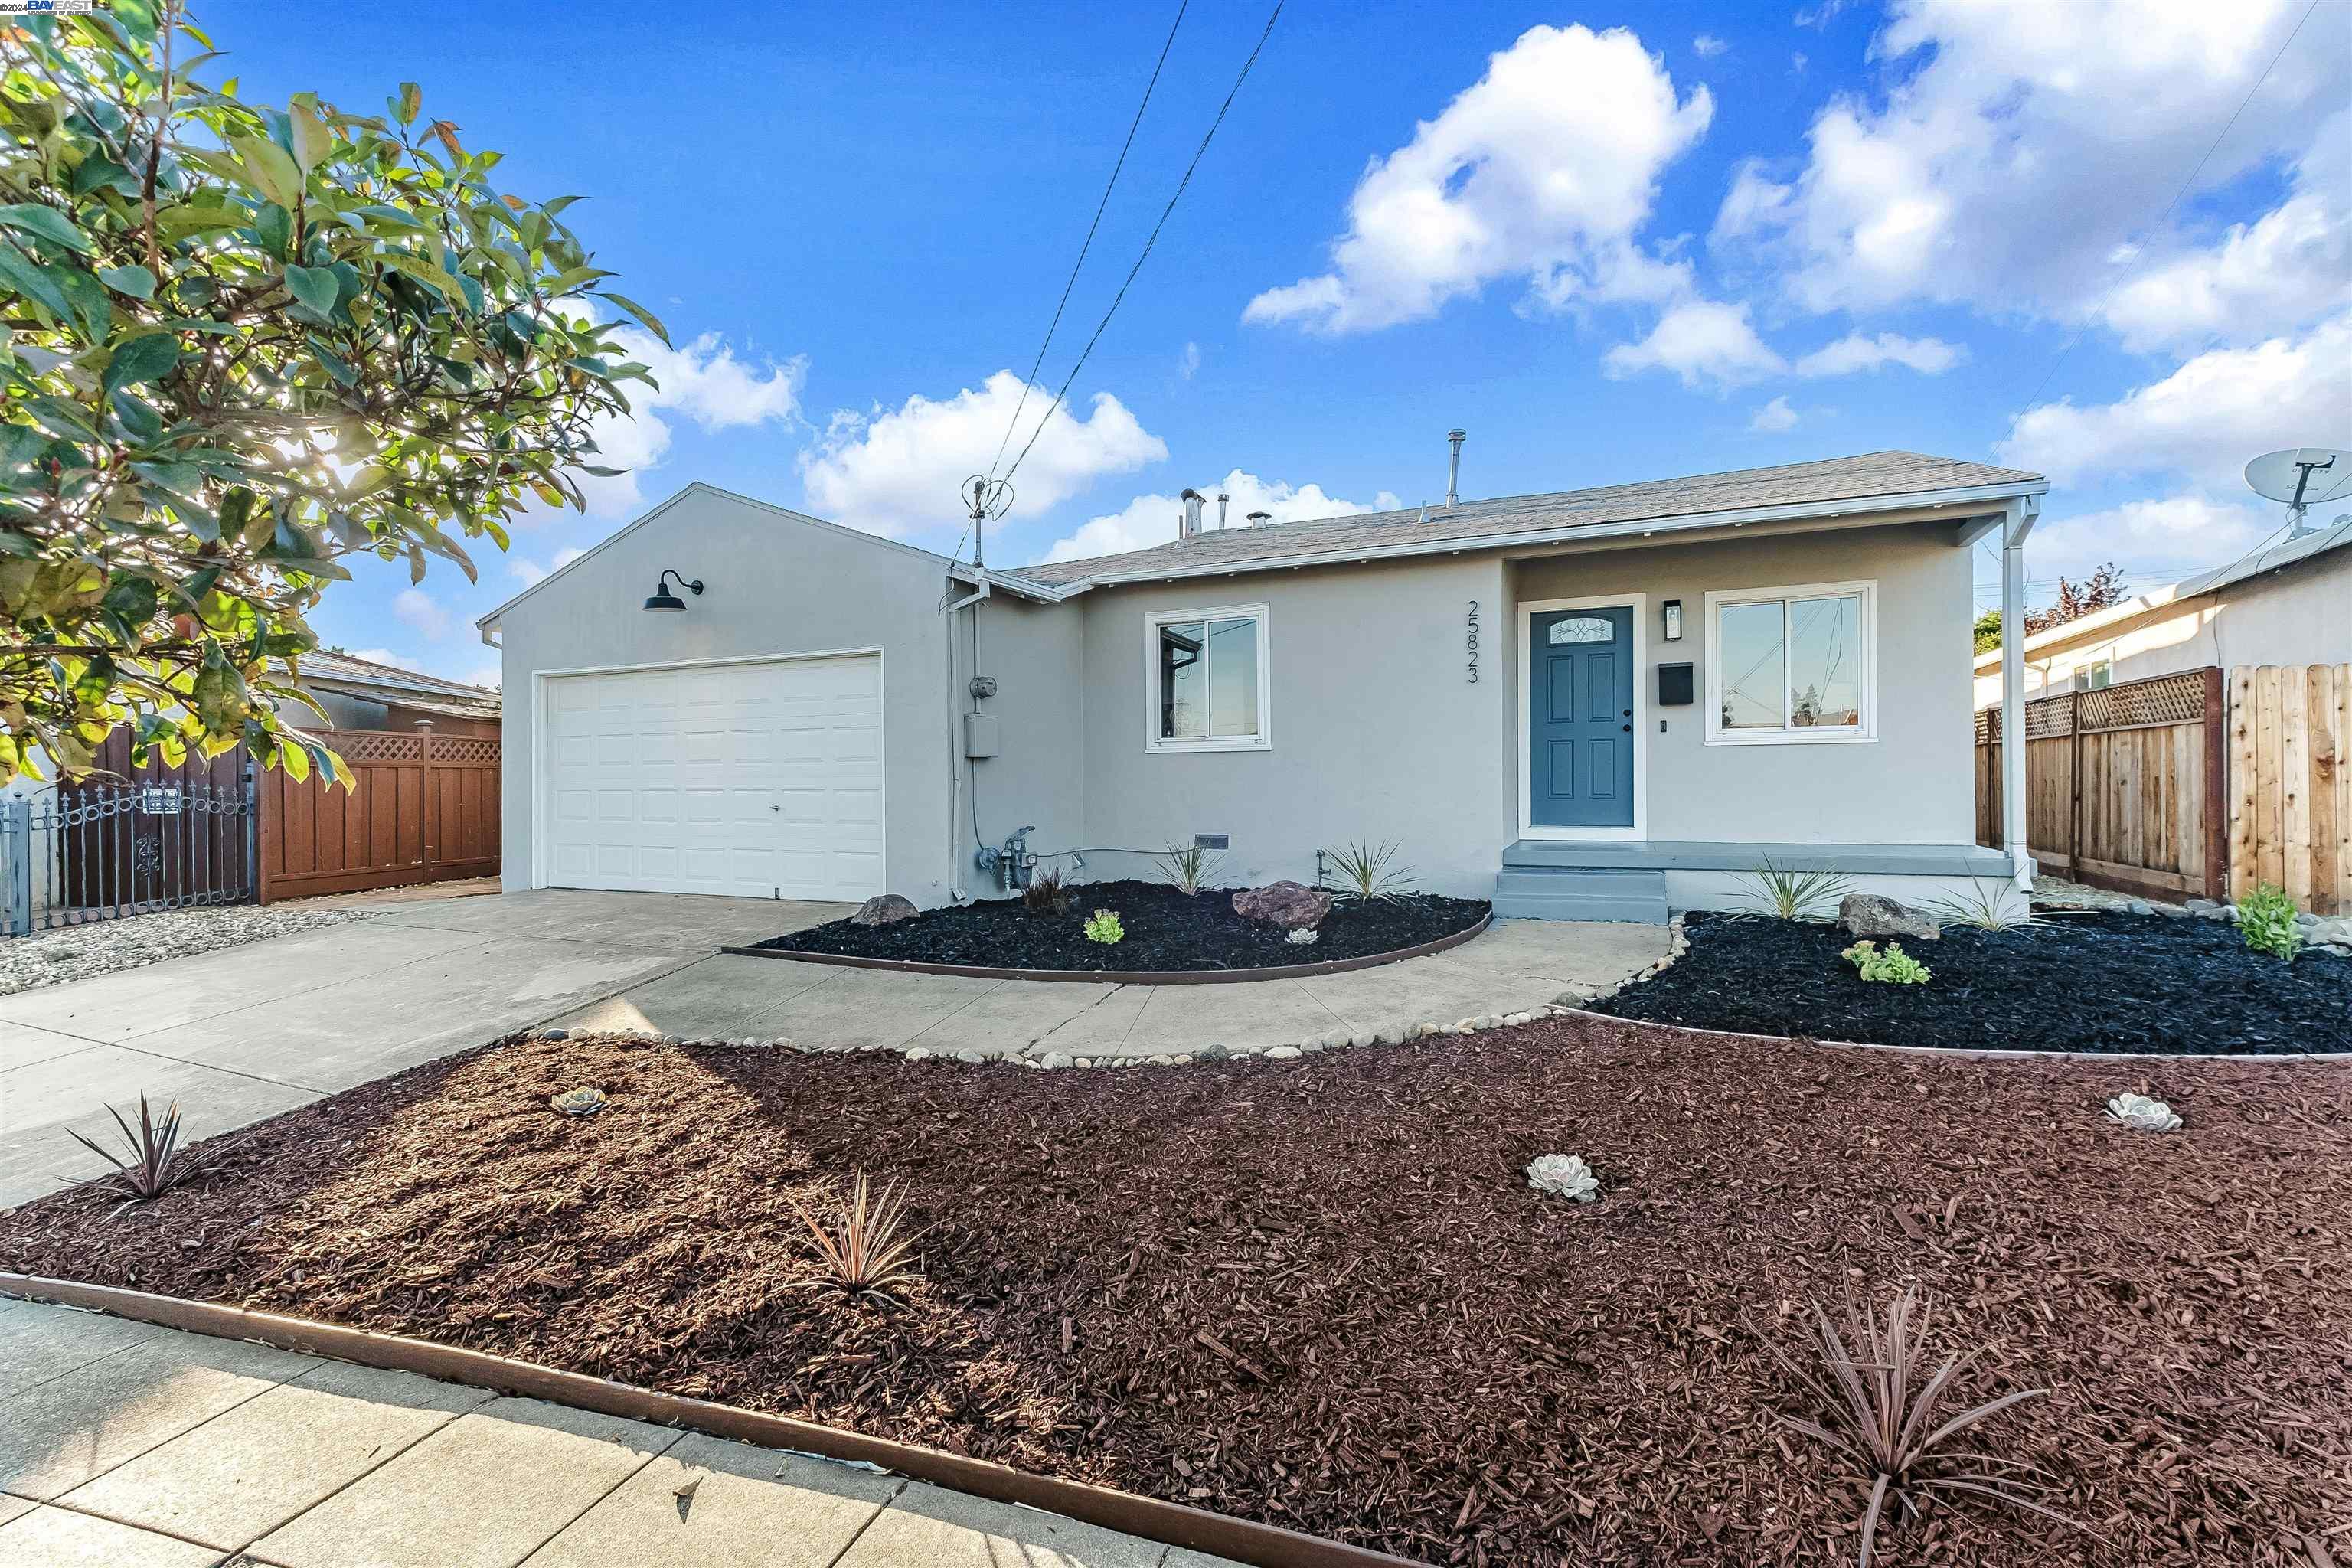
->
<box><xmin>850</xmin><ymin>893</ymin><xmax>920</xmax><ymax>927</ymax></box>
<box><xmin>1837</xmin><ymin>893</ymin><xmax>1939</xmax><ymax>942</ymax></box>
<box><xmin>1232</xmin><ymin>880</ymin><xmax>1333</xmax><ymax>931</ymax></box>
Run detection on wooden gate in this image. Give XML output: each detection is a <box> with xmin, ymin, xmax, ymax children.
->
<box><xmin>257</xmin><ymin>728</ymin><xmax>501</xmax><ymax>901</ymax></box>
<box><xmin>1975</xmin><ymin>668</ymin><xmax>2225</xmax><ymax>903</ymax></box>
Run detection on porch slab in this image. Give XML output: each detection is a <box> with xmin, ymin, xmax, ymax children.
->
<box><xmin>1295</xmin><ymin>954</ymin><xmax>1577</xmax><ymax>1036</ymax></box>
<box><xmin>1503</xmin><ymin>838</ymin><xmax>2011</xmax><ymax>877</ymax></box>
<box><xmin>1442</xmin><ymin>918</ymin><xmax>1673</xmax><ymax>986</ymax></box>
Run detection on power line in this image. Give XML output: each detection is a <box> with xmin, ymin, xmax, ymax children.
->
<box><xmin>2014</xmin><ymin>0</ymin><xmax>2318</xmax><ymax>413</ymax></box>
<box><xmin>998</xmin><ymin>0</ymin><xmax>1283</xmax><ymax>493</ymax></box>
<box><xmin>982</xmin><ymin>1</ymin><xmax>1191</xmax><ymax>492</ymax></box>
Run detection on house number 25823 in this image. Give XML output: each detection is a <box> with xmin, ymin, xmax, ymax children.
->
<box><xmin>1466</xmin><ymin>600</ymin><xmax>1480</xmax><ymax>682</ymax></box>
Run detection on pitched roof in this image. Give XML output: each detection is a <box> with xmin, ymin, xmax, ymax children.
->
<box><xmin>280</xmin><ymin>650</ymin><xmax>502</xmax><ymax>714</ymax></box>
<box><xmin>1972</xmin><ymin>516</ymin><xmax>2352</xmax><ymax>670</ymax></box>
<box><xmin>1006</xmin><ymin>450</ymin><xmax>2043</xmax><ymax>590</ymax></box>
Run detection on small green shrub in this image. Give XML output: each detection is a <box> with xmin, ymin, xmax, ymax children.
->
<box><xmin>2237</xmin><ymin>882</ymin><xmax>2301</xmax><ymax>961</ymax></box>
<box><xmin>1322</xmin><ymin>838</ymin><xmax>1415</xmax><ymax>903</ymax></box>
<box><xmin>1083</xmin><ymin>908</ymin><xmax>1125</xmax><ymax>945</ymax></box>
<box><xmin>1734</xmin><ymin>858</ymin><xmax>1853</xmax><ymax>921</ymax></box>
<box><xmin>1843</xmin><ymin>939</ymin><xmax>1932</xmax><ymax>985</ymax></box>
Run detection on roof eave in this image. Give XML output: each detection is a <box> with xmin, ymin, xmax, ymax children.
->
<box><xmin>1039</xmin><ymin>476</ymin><xmax>2048</xmax><ymax>592</ymax></box>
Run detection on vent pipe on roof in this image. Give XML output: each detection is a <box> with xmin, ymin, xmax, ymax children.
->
<box><xmin>1246</xmin><ymin>510</ymin><xmax>1272</xmax><ymax>526</ymax></box>
<box><xmin>1446</xmin><ymin>428</ymin><xmax>1466</xmax><ymax>507</ymax></box>
<box><xmin>1217</xmin><ymin>491</ymin><xmax>1230</xmax><ymax>530</ymax></box>
<box><xmin>1179</xmin><ymin>488</ymin><xmax>1206</xmax><ymax>540</ymax></box>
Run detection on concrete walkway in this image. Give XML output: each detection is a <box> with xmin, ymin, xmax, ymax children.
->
<box><xmin>560</xmin><ymin>917</ymin><xmax>1671</xmax><ymax>1062</ymax></box>
<box><xmin>0</xmin><ymin>1295</ymin><xmax>1228</xmax><ymax>1568</ymax></box>
<box><xmin>0</xmin><ymin>890</ymin><xmax>841</xmax><ymax>1209</ymax></box>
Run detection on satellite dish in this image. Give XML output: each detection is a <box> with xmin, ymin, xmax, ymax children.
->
<box><xmin>2246</xmin><ymin>448</ymin><xmax>2352</xmax><ymax>535</ymax></box>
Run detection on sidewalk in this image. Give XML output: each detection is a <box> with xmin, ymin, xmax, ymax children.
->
<box><xmin>0</xmin><ymin>1296</ymin><xmax>1235</xmax><ymax>1568</ymax></box>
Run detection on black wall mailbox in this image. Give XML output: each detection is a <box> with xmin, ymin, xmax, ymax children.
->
<box><xmin>1658</xmin><ymin>662</ymin><xmax>1695</xmax><ymax>707</ymax></box>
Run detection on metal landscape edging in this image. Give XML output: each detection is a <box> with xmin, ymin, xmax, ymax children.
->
<box><xmin>1550</xmin><ymin>1004</ymin><xmax>2352</xmax><ymax>1063</ymax></box>
<box><xmin>719</xmin><ymin>911</ymin><xmax>1494</xmax><ymax>985</ymax></box>
<box><xmin>0</xmin><ymin>1274</ymin><xmax>1426</xmax><ymax>1568</ymax></box>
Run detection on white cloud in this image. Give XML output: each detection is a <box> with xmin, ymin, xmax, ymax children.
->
<box><xmin>1042</xmin><ymin>470</ymin><xmax>1402</xmax><ymax>564</ymax></box>
<box><xmin>2098</xmin><ymin>113</ymin><xmax>2350</xmax><ymax>351</ymax></box>
<box><xmin>391</xmin><ymin>586</ymin><xmax>449</xmax><ymax>639</ymax></box>
<box><xmin>1602</xmin><ymin>299</ymin><xmax>1784</xmax><ymax>390</ymax></box>
<box><xmin>2027</xmin><ymin>494</ymin><xmax>2279</xmax><ymax>583</ymax></box>
<box><xmin>1179</xmin><ymin>341</ymin><xmax>1201</xmax><ymax>380</ymax></box>
<box><xmin>509</xmin><ymin>546</ymin><xmax>587</xmax><ymax>587</ymax></box>
<box><xmin>1997</xmin><ymin>311</ymin><xmax>2352</xmax><ymax>490</ymax></box>
<box><xmin>799</xmin><ymin>371</ymin><xmax>1166</xmax><ymax>537</ymax></box>
<box><xmin>547</xmin><ymin>325</ymin><xmax>805</xmax><ymax>522</ymax></box>
<box><xmin>1243</xmin><ymin>24</ymin><xmax>1713</xmax><ymax>332</ymax></box>
<box><xmin>343</xmin><ymin>648</ymin><xmax>403</xmax><ymax>670</ymax></box>
<box><xmin>1692</xmin><ymin>34</ymin><xmax>1728</xmax><ymax>58</ymax></box>
<box><xmin>1713</xmin><ymin>0</ymin><xmax>2347</xmax><ymax>327</ymax></box>
<box><xmin>1749</xmin><ymin>396</ymin><xmax>1800</xmax><ymax>433</ymax></box>
<box><xmin>1792</xmin><ymin>332</ymin><xmax>1964</xmax><ymax>377</ymax></box>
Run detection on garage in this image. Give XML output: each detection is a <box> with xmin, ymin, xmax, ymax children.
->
<box><xmin>539</xmin><ymin>653</ymin><xmax>884</xmax><ymax>900</ymax></box>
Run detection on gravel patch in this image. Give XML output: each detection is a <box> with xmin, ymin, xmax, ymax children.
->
<box><xmin>0</xmin><ymin>903</ymin><xmax>388</xmax><ymax>996</ymax></box>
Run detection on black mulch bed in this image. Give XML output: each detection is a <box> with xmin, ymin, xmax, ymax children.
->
<box><xmin>752</xmin><ymin>879</ymin><xmax>1491</xmax><ymax>972</ymax></box>
<box><xmin>1594</xmin><ymin>909</ymin><xmax>2352</xmax><ymax>1055</ymax></box>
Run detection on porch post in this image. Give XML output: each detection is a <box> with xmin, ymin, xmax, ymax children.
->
<box><xmin>1999</xmin><ymin>496</ymin><xmax>2039</xmax><ymax>893</ymax></box>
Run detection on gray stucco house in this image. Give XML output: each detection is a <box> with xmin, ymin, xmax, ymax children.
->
<box><xmin>477</xmin><ymin>449</ymin><xmax>2050</xmax><ymax>921</ymax></box>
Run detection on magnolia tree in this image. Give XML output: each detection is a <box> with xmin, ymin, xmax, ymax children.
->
<box><xmin>0</xmin><ymin>2</ymin><xmax>665</xmax><ymax>786</ymax></box>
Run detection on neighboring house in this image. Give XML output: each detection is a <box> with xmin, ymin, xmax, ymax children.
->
<box><xmin>1972</xmin><ymin>521</ymin><xmax>2352</xmax><ymax>707</ymax></box>
<box><xmin>289</xmin><ymin>650</ymin><xmax>504</xmax><ymax>737</ymax></box>
<box><xmin>478</xmin><ymin>450</ymin><xmax>2049</xmax><ymax>922</ymax></box>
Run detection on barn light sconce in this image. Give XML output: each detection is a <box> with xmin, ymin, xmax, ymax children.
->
<box><xmin>1662</xmin><ymin>599</ymin><xmax>1684</xmax><ymax>642</ymax></box>
<box><xmin>644</xmin><ymin>568</ymin><xmax>703</xmax><ymax>612</ymax></box>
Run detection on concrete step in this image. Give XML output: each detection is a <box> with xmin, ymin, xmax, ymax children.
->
<box><xmin>1491</xmin><ymin>866</ymin><xmax>1669</xmax><ymax>924</ymax></box>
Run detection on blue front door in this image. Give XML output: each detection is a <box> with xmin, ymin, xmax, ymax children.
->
<box><xmin>1530</xmin><ymin>606</ymin><xmax>1635</xmax><ymax>828</ymax></box>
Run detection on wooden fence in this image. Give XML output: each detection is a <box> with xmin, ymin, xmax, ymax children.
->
<box><xmin>1975</xmin><ymin>664</ymin><xmax>2350</xmax><ymax>913</ymax></box>
<box><xmin>2229</xmin><ymin>664</ymin><xmax>2350</xmax><ymax>914</ymax></box>
<box><xmin>257</xmin><ymin>728</ymin><xmax>501</xmax><ymax>901</ymax></box>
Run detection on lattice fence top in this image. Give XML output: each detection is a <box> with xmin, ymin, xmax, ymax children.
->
<box><xmin>337</xmin><ymin>731</ymin><xmax>423</xmax><ymax>763</ymax></box>
<box><xmin>1976</xmin><ymin>666</ymin><xmax>2212</xmax><ymax>743</ymax></box>
<box><xmin>2079</xmin><ymin>669</ymin><xmax>2208</xmax><ymax>732</ymax></box>
<box><xmin>430</xmin><ymin>736</ymin><xmax>501</xmax><ymax>764</ymax></box>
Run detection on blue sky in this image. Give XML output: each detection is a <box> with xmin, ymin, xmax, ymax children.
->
<box><xmin>204</xmin><ymin>1</ymin><xmax>2349</xmax><ymax>687</ymax></box>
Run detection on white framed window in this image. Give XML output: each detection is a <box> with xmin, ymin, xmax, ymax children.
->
<box><xmin>1144</xmin><ymin>603</ymin><xmax>1270</xmax><ymax>753</ymax></box>
<box><xmin>2082</xmin><ymin>651</ymin><xmax>2114</xmax><ymax>691</ymax></box>
<box><xmin>1704</xmin><ymin>580</ymin><xmax>1877</xmax><ymax>745</ymax></box>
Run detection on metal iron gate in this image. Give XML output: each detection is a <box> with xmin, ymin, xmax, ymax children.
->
<box><xmin>1</xmin><ymin>773</ymin><xmax>258</xmax><ymax>937</ymax></box>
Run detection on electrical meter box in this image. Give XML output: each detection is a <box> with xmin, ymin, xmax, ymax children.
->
<box><xmin>963</xmin><ymin>714</ymin><xmax>1000</xmax><ymax>759</ymax></box>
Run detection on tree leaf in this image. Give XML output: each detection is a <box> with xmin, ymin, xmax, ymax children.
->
<box><xmin>96</xmin><ymin>263</ymin><xmax>156</xmax><ymax>299</ymax></box>
<box><xmin>283</xmin><ymin>263</ymin><xmax>338</xmax><ymax>316</ymax></box>
<box><xmin>0</xmin><ymin>202</ymin><xmax>94</xmax><ymax>255</ymax></box>
<box><xmin>396</xmin><ymin>81</ymin><xmax>423</xmax><ymax>126</ymax></box>
<box><xmin>102</xmin><ymin>333</ymin><xmax>183</xmax><ymax>400</ymax></box>
<box><xmin>0</xmin><ymin>246</ymin><xmax>77</xmax><ymax>325</ymax></box>
<box><xmin>232</xmin><ymin>134</ymin><xmax>305</xmax><ymax>213</ymax></box>
<box><xmin>591</xmin><ymin>290</ymin><xmax>669</xmax><ymax>345</ymax></box>
<box><xmin>288</xmin><ymin>97</ymin><xmax>333</xmax><ymax>174</ymax></box>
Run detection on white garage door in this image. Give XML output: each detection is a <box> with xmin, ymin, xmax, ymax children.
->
<box><xmin>541</xmin><ymin>655</ymin><xmax>884</xmax><ymax>900</ymax></box>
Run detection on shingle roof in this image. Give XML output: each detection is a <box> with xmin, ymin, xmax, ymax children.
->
<box><xmin>1007</xmin><ymin>450</ymin><xmax>2043</xmax><ymax>589</ymax></box>
<box><xmin>276</xmin><ymin>650</ymin><xmax>502</xmax><ymax>714</ymax></box>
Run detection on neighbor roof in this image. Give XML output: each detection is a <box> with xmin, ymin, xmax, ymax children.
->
<box><xmin>1005</xmin><ymin>450</ymin><xmax>2043</xmax><ymax>590</ymax></box>
<box><xmin>283</xmin><ymin>650</ymin><xmax>502</xmax><ymax>716</ymax></box>
<box><xmin>1972</xmin><ymin>516</ymin><xmax>2352</xmax><ymax>671</ymax></box>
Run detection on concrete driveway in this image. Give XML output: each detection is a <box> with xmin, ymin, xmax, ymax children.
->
<box><xmin>0</xmin><ymin>890</ymin><xmax>838</xmax><ymax>1210</ymax></box>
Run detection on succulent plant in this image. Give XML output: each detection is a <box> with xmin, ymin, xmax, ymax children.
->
<box><xmin>550</xmin><ymin>1087</ymin><xmax>608</xmax><ymax>1116</ymax></box>
<box><xmin>1285</xmin><ymin>927</ymin><xmax>1320</xmax><ymax>946</ymax></box>
<box><xmin>2105</xmin><ymin>1093</ymin><xmax>2181</xmax><ymax>1132</ymax></box>
<box><xmin>1527</xmin><ymin>1152</ymin><xmax>1600</xmax><ymax>1202</ymax></box>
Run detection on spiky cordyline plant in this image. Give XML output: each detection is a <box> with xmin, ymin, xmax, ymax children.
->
<box><xmin>1733</xmin><ymin>858</ymin><xmax>1853</xmax><ymax>921</ymax></box>
<box><xmin>67</xmin><ymin>1093</ymin><xmax>207</xmax><ymax>1215</ymax></box>
<box><xmin>1154</xmin><ymin>841</ymin><xmax>1227</xmax><ymax>897</ymax></box>
<box><xmin>1762</xmin><ymin>1287</ymin><xmax>2089</xmax><ymax>1568</ymax></box>
<box><xmin>789</xmin><ymin>1173</ymin><xmax>929</xmax><ymax>1300</ymax></box>
<box><xmin>1323</xmin><ymin>838</ymin><xmax>1415</xmax><ymax>903</ymax></box>
<box><xmin>1925</xmin><ymin>881</ymin><xmax>2089</xmax><ymax>932</ymax></box>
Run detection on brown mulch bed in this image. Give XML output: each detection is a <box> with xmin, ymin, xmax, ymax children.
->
<box><xmin>3</xmin><ymin>1021</ymin><xmax>2345</xmax><ymax>1567</ymax></box>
